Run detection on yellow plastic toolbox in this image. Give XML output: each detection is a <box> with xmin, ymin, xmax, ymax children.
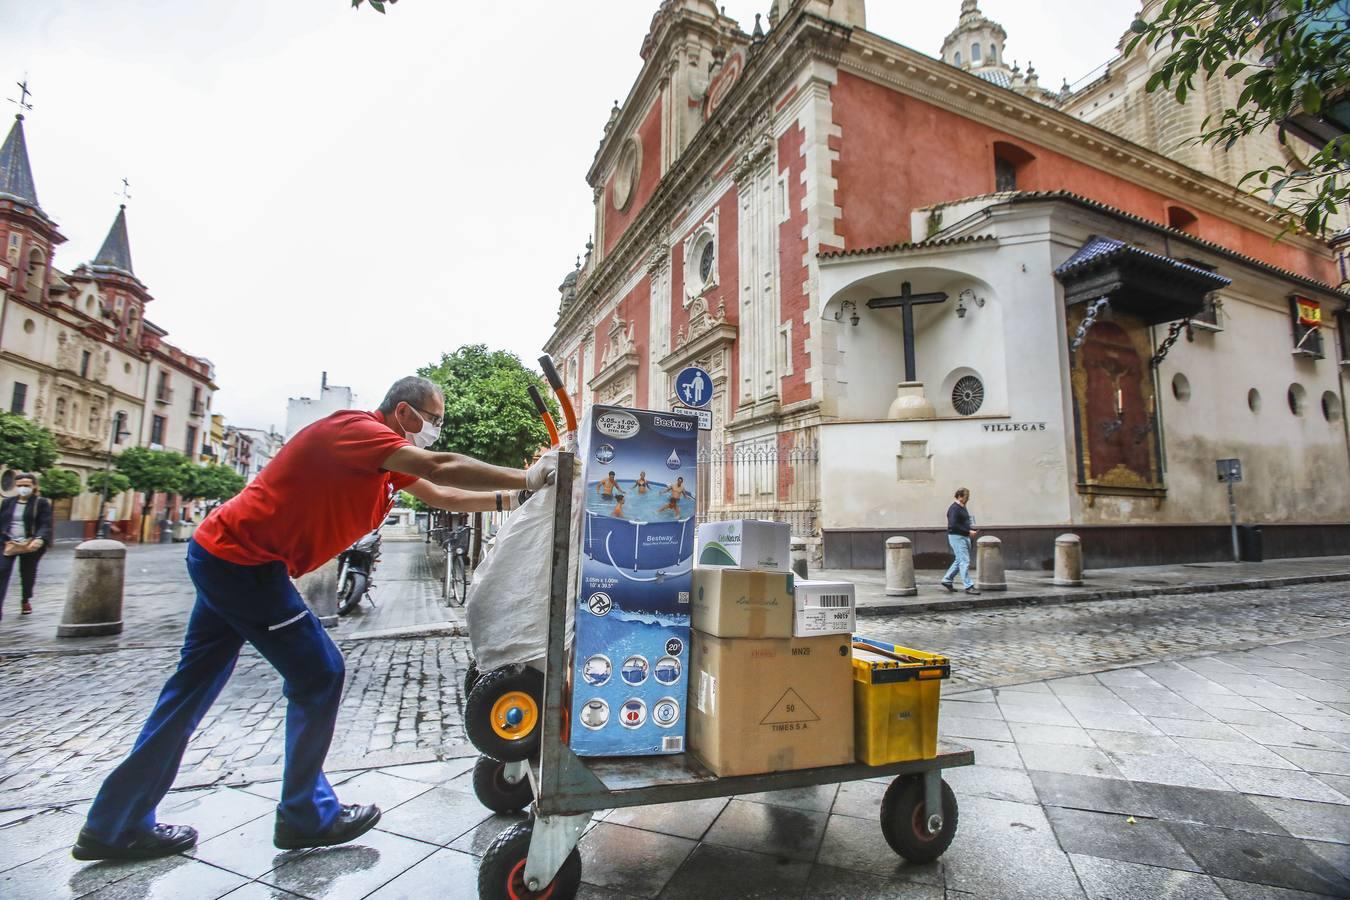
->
<box><xmin>852</xmin><ymin>637</ymin><xmax>950</xmax><ymax>765</ymax></box>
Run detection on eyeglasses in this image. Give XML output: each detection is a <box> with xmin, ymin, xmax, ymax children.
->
<box><xmin>411</xmin><ymin>406</ymin><xmax>444</xmax><ymax>429</ymax></box>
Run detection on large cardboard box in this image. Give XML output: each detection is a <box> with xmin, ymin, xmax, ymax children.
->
<box><xmin>570</xmin><ymin>405</ymin><xmax>700</xmax><ymax>756</ymax></box>
<box><xmin>689</xmin><ymin>631</ymin><xmax>854</xmax><ymax>776</ymax></box>
<box><xmin>793</xmin><ymin>580</ymin><xmax>856</xmax><ymax>638</ymax></box>
<box><xmin>691</xmin><ymin>568</ymin><xmax>795</xmax><ymax>638</ymax></box>
<box><xmin>695</xmin><ymin>520</ymin><xmax>791</xmax><ymax>572</ymax></box>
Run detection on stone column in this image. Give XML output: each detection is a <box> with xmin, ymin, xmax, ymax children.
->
<box><xmin>975</xmin><ymin>536</ymin><xmax>1006</xmax><ymax>592</ymax></box>
<box><xmin>1054</xmin><ymin>534</ymin><xmax>1084</xmax><ymax>586</ymax></box>
<box><xmin>884</xmin><ymin>536</ymin><xmax>917</xmax><ymax>597</ymax></box>
<box><xmin>56</xmin><ymin>539</ymin><xmax>126</xmax><ymax>638</ymax></box>
<box><xmin>294</xmin><ymin>556</ymin><xmax>340</xmax><ymax>629</ymax></box>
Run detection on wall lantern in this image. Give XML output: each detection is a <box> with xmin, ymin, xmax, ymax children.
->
<box><xmin>835</xmin><ymin>299</ymin><xmax>860</xmax><ymax>327</ymax></box>
<box><xmin>955</xmin><ymin>289</ymin><xmax>985</xmax><ymax>319</ymax></box>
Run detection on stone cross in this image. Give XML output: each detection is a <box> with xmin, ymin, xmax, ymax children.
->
<box><xmin>866</xmin><ymin>281</ymin><xmax>949</xmax><ymax>382</ymax></box>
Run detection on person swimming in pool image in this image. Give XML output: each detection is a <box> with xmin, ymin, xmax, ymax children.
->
<box><xmin>598</xmin><ymin>471</ymin><xmax>626</xmax><ymax>501</ymax></box>
<box><xmin>660</xmin><ymin>477</ymin><xmax>688</xmax><ymax>514</ymax></box>
<box><xmin>634</xmin><ymin>471</ymin><xmax>650</xmax><ymax>494</ymax></box>
<box><xmin>612</xmin><ymin>494</ymin><xmax>626</xmax><ymax>518</ymax></box>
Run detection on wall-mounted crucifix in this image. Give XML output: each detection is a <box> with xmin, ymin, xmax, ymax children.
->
<box><xmin>866</xmin><ymin>281</ymin><xmax>949</xmax><ymax>381</ymax></box>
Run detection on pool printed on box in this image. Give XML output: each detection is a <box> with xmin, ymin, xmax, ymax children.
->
<box><xmin>570</xmin><ymin>404</ymin><xmax>699</xmax><ymax>756</ymax></box>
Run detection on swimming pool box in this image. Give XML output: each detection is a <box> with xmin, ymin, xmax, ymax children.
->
<box><xmin>570</xmin><ymin>404</ymin><xmax>700</xmax><ymax>756</ymax></box>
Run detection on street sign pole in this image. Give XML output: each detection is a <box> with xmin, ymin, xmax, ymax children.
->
<box><xmin>1217</xmin><ymin>458</ymin><xmax>1243</xmax><ymax>563</ymax></box>
<box><xmin>1227</xmin><ymin>479</ymin><xmax>1239</xmax><ymax>563</ymax></box>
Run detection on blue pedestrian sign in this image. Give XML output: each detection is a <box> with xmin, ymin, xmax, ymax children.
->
<box><xmin>674</xmin><ymin>366</ymin><xmax>714</xmax><ymax>409</ymax></box>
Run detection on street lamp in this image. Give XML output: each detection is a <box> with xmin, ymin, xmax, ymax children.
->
<box><xmin>97</xmin><ymin>411</ymin><xmax>132</xmax><ymax>539</ymax></box>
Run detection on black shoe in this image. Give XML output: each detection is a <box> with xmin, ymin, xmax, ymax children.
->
<box><xmin>965</xmin><ymin>587</ymin><xmax>981</xmax><ymax>595</ymax></box>
<box><xmin>273</xmin><ymin>803</ymin><xmax>381</xmax><ymax>850</ymax></box>
<box><xmin>939</xmin><ymin>581</ymin><xmax>956</xmax><ymax>593</ymax></box>
<box><xmin>72</xmin><ymin>824</ymin><xmax>198</xmax><ymax>861</ymax></box>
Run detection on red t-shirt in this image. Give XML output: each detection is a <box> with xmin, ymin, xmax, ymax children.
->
<box><xmin>195</xmin><ymin>410</ymin><xmax>417</xmax><ymax>577</ymax></box>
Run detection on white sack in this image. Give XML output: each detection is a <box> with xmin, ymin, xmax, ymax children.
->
<box><xmin>466</xmin><ymin>451</ymin><xmax>579</xmax><ymax>672</ymax></box>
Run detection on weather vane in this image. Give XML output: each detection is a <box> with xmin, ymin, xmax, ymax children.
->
<box><xmin>118</xmin><ymin>178</ymin><xmax>132</xmax><ymax>203</ymax></box>
<box><xmin>9</xmin><ymin>76</ymin><xmax>32</xmax><ymax>114</ymax></box>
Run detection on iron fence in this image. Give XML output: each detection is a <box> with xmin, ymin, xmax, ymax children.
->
<box><xmin>695</xmin><ymin>440</ymin><xmax>821</xmax><ymax>538</ymax></box>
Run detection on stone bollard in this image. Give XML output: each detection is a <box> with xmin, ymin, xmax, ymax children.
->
<box><xmin>790</xmin><ymin>541</ymin><xmax>809</xmax><ymax>580</ymax></box>
<box><xmin>1053</xmin><ymin>533</ymin><xmax>1084</xmax><ymax>586</ymax></box>
<box><xmin>975</xmin><ymin>536</ymin><xmax>1007</xmax><ymax>592</ymax></box>
<box><xmin>294</xmin><ymin>557</ymin><xmax>340</xmax><ymax>629</ymax></box>
<box><xmin>56</xmin><ymin>540</ymin><xmax>126</xmax><ymax>638</ymax></box>
<box><xmin>884</xmin><ymin>536</ymin><xmax>917</xmax><ymax>596</ymax></box>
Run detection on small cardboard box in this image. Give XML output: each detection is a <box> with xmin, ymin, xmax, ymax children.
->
<box><xmin>696</xmin><ymin>520</ymin><xmax>792</xmax><ymax>572</ymax></box>
<box><xmin>692</xmin><ymin>568</ymin><xmax>796</xmax><ymax>638</ymax></box>
<box><xmin>793</xmin><ymin>580</ymin><xmax>856</xmax><ymax>638</ymax></box>
<box><xmin>688</xmin><ymin>631</ymin><xmax>854</xmax><ymax>777</ymax></box>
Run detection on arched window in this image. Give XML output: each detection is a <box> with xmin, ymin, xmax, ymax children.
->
<box><xmin>24</xmin><ymin>248</ymin><xmax>44</xmax><ymax>302</ymax></box>
<box><xmin>55</xmin><ymin>397</ymin><xmax>67</xmax><ymax>427</ymax></box>
<box><xmin>993</xmin><ymin>141</ymin><xmax>1036</xmax><ymax>192</ymax></box>
<box><xmin>1166</xmin><ymin>205</ymin><xmax>1199</xmax><ymax>234</ymax></box>
<box><xmin>990</xmin><ymin>44</ymin><xmax>998</xmax><ymax>64</ymax></box>
<box><xmin>971</xmin><ymin>43</ymin><xmax>982</xmax><ymax>64</ymax></box>
<box><xmin>954</xmin><ymin>50</ymin><xmax>962</xmax><ymax>66</ymax></box>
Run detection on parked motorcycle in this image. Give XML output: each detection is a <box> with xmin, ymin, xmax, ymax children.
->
<box><xmin>336</xmin><ymin>530</ymin><xmax>381</xmax><ymax>616</ymax></box>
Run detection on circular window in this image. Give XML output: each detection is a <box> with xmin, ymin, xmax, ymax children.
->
<box><xmin>952</xmin><ymin>375</ymin><xmax>985</xmax><ymax>416</ymax></box>
<box><xmin>699</xmin><ymin>240</ymin><xmax>715</xmax><ymax>283</ymax></box>
<box><xmin>1172</xmin><ymin>373</ymin><xmax>1191</xmax><ymax>402</ymax></box>
<box><xmin>1322</xmin><ymin>391</ymin><xmax>1341</xmax><ymax>423</ymax></box>
<box><xmin>22</xmin><ymin>319</ymin><xmax>34</xmax><ymax>334</ymax></box>
<box><xmin>1288</xmin><ymin>383</ymin><xmax>1307</xmax><ymax>416</ymax></box>
<box><xmin>611</xmin><ymin>137</ymin><xmax>642</xmax><ymax>213</ymax></box>
<box><xmin>1247</xmin><ymin>389</ymin><xmax>1261</xmax><ymax>413</ymax></box>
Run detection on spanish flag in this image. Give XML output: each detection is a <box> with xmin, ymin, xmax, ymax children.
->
<box><xmin>1296</xmin><ymin>298</ymin><xmax>1322</xmax><ymax>328</ymax></box>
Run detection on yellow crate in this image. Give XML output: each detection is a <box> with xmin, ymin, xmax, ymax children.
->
<box><xmin>852</xmin><ymin>637</ymin><xmax>950</xmax><ymax>765</ymax></box>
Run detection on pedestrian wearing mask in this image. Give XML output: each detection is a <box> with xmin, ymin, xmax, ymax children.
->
<box><xmin>0</xmin><ymin>472</ymin><xmax>53</xmax><ymax>619</ymax></box>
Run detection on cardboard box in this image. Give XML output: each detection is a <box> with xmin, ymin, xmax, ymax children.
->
<box><xmin>692</xmin><ymin>568</ymin><xmax>796</xmax><ymax>638</ymax></box>
<box><xmin>688</xmin><ymin>631</ymin><xmax>854</xmax><ymax>776</ymax></box>
<box><xmin>696</xmin><ymin>520</ymin><xmax>792</xmax><ymax>572</ymax></box>
<box><xmin>793</xmin><ymin>580</ymin><xmax>856</xmax><ymax>638</ymax></box>
<box><xmin>570</xmin><ymin>405</ymin><xmax>700</xmax><ymax>756</ymax></box>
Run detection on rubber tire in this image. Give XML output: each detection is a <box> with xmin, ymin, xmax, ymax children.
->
<box><xmin>465</xmin><ymin>666</ymin><xmax>545</xmax><ymax>762</ymax></box>
<box><xmin>880</xmin><ymin>776</ymin><xmax>959</xmax><ymax>863</ymax></box>
<box><xmin>450</xmin><ymin>556</ymin><xmax>467</xmax><ymax>607</ymax></box>
<box><xmin>478</xmin><ymin>819</ymin><xmax>581</xmax><ymax>900</ymax></box>
<box><xmin>464</xmin><ymin>660</ymin><xmax>481</xmax><ymax>699</ymax></box>
<box><xmin>472</xmin><ymin>755</ymin><xmax>534</xmax><ymax>814</ymax></box>
<box><xmin>336</xmin><ymin>571</ymin><xmax>367</xmax><ymax>617</ymax></box>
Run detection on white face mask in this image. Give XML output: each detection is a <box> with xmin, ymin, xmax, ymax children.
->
<box><xmin>16</xmin><ymin>486</ymin><xmax>32</xmax><ymax>498</ymax></box>
<box><xmin>407</xmin><ymin>409</ymin><xmax>441</xmax><ymax>450</ymax></box>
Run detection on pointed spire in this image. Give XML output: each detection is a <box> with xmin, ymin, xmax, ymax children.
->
<box><xmin>0</xmin><ymin>114</ymin><xmax>41</xmax><ymax>209</ymax></box>
<box><xmin>93</xmin><ymin>204</ymin><xmax>135</xmax><ymax>276</ymax></box>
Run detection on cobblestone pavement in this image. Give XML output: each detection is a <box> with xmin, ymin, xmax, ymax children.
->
<box><xmin>2</xmin><ymin>575</ymin><xmax>1346</xmax><ymax>814</ymax></box>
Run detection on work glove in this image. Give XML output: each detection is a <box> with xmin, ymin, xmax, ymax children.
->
<box><xmin>525</xmin><ymin>454</ymin><xmax>558</xmax><ymax>491</ymax></box>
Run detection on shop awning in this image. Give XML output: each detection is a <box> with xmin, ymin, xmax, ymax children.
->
<box><xmin>1055</xmin><ymin>235</ymin><xmax>1231</xmax><ymax>325</ymax></box>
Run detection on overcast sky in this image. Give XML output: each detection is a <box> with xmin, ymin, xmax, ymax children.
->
<box><xmin>1</xmin><ymin>0</ymin><xmax>1139</xmax><ymax>429</ymax></box>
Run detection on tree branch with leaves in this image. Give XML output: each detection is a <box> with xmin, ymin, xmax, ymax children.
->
<box><xmin>1127</xmin><ymin>0</ymin><xmax>1349</xmax><ymax>237</ymax></box>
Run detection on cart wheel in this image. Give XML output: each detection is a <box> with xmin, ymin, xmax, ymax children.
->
<box><xmin>473</xmin><ymin>755</ymin><xmax>533</xmax><ymax>814</ymax></box>
<box><xmin>464</xmin><ymin>660</ymin><xmax>481</xmax><ymax>699</ymax></box>
<box><xmin>479</xmin><ymin>819</ymin><xmax>581</xmax><ymax>900</ymax></box>
<box><xmin>465</xmin><ymin>666</ymin><xmax>544</xmax><ymax>762</ymax></box>
<box><xmin>880</xmin><ymin>775</ymin><xmax>958</xmax><ymax>863</ymax></box>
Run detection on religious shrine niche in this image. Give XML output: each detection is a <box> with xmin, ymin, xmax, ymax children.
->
<box><xmin>590</xmin><ymin>316</ymin><xmax>640</xmax><ymax>407</ymax></box>
<box><xmin>1068</xmin><ymin>311</ymin><xmax>1164</xmax><ymax>502</ymax></box>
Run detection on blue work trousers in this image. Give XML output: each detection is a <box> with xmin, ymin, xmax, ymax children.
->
<box><xmin>943</xmin><ymin>534</ymin><xmax>974</xmax><ymax>589</ymax></box>
<box><xmin>83</xmin><ymin>541</ymin><xmax>344</xmax><ymax>845</ymax></box>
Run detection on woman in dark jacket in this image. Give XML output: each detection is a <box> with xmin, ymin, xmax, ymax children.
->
<box><xmin>0</xmin><ymin>472</ymin><xmax>53</xmax><ymax>618</ymax></box>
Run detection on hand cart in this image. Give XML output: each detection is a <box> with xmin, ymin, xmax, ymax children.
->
<box><xmin>472</xmin><ymin>452</ymin><xmax>975</xmax><ymax>899</ymax></box>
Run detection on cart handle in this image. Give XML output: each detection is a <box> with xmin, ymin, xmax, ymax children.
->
<box><xmin>538</xmin><ymin>355</ymin><xmax>579</xmax><ymax>434</ymax></box>
<box><xmin>528</xmin><ymin>384</ymin><xmax>561</xmax><ymax>448</ymax></box>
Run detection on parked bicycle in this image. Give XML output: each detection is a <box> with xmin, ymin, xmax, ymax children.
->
<box><xmin>445</xmin><ymin>523</ymin><xmax>473</xmax><ymax>607</ymax></box>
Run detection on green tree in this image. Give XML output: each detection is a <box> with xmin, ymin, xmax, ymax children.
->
<box><xmin>114</xmin><ymin>447</ymin><xmax>193</xmax><ymax>500</ymax></box>
<box><xmin>398</xmin><ymin>490</ymin><xmax>429</xmax><ymax>512</ymax></box>
<box><xmin>418</xmin><ymin>345</ymin><xmax>557</xmax><ymax>468</ymax></box>
<box><xmin>1128</xmin><ymin>0</ymin><xmax>1349</xmax><ymax>236</ymax></box>
<box><xmin>87</xmin><ymin>470</ymin><xmax>133</xmax><ymax>498</ymax></box>
<box><xmin>182</xmin><ymin>464</ymin><xmax>247</xmax><ymax>505</ymax></box>
<box><xmin>38</xmin><ymin>468</ymin><xmax>82</xmax><ymax>501</ymax></box>
<box><xmin>0</xmin><ymin>412</ymin><xmax>59</xmax><ymax>473</ymax></box>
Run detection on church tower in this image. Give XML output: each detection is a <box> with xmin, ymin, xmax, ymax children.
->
<box><xmin>86</xmin><ymin>204</ymin><xmax>151</xmax><ymax>350</ymax></box>
<box><xmin>0</xmin><ymin>112</ymin><xmax>66</xmax><ymax>306</ymax></box>
<box><xmin>939</xmin><ymin>1</ymin><xmax>1062</xmax><ymax>104</ymax></box>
